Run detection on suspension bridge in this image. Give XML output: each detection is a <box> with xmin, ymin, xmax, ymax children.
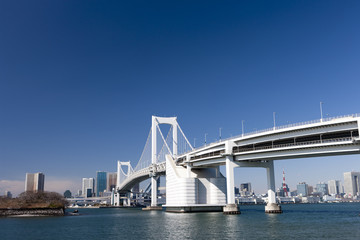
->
<box><xmin>113</xmin><ymin>114</ymin><xmax>360</xmax><ymax>214</ymax></box>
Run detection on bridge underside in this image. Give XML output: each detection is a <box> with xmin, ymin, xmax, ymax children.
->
<box><xmin>118</xmin><ymin>171</ymin><xmax>166</xmax><ymax>194</ymax></box>
<box><xmin>189</xmin><ymin>142</ymin><xmax>360</xmax><ymax>168</ymax></box>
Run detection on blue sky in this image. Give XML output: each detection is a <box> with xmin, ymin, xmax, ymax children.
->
<box><xmin>1</xmin><ymin>0</ymin><xmax>360</xmax><ymax>196</ymax></box>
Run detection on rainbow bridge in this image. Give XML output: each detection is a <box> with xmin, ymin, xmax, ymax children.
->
<box><xmin>113</xmin><ymin>114</ymin><xmax>360</xmax><ymax>213</ymax></box>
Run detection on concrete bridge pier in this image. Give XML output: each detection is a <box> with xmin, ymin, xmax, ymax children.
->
<box><xmin>124</xmin><ymin>193</ymin><xmax>131</xmax><ymax>207</ymax></box>
<box><xmin>142</xmin><ymin>175</ymin><xmax>162</xmax><ymax>211</ymax></box>
<box><xmin>113</xmin><ymin>191</ymin><xmax>120</xmax><ymax>206</ymax></box>
<box><xmin>223</xmin><ymin>156</ymin><xmax>240</xmax><ymax>214</ymax></box>
<box><xmin>265</xmin><ymin>160</ymin><xmax>282</xmax><ymax>213</ymax></box>
<box><xmin>151</xmin><ymin>176</ymin><xmax>157</xmax><ymax>207</ymax></box>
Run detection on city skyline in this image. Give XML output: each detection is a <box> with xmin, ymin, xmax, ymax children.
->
<box><xmin>1</xmin><ymin>1</ymin><xmax>360</xmax><ymax>196</ymax></box>
<box><xmin>2</xmin><ymin>167</ymin><xmax>359</xmax><ymax>198</ymax></box>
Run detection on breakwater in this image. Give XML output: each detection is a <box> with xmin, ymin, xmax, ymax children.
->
<box><xmin>0</xmin><ymin>207</ymin><xmax>64</xmax><ymax>217</ymax></box>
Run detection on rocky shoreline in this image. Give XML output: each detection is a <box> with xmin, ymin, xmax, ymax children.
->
<box><xmin>0</xmin><ymin>207</ymin><xmax>65</xmax><ymax>217</ymax></box>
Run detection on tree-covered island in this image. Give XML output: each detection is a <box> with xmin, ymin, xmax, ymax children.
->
<box><xmin>0</xmin><ymin>191</ymin><xmax>68</xmax><ymax>216</ymax></box>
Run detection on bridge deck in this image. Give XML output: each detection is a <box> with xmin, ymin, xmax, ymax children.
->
<box><xmin>117</xmin><ymin>115</ymin><xmax>360</xmax><ymax>193</ymax></box>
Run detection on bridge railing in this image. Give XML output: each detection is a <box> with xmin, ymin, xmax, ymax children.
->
<box><xmin>182</xmin><ymin>113</ymin><xmax>360</xmax><ymax>156</ymax></box>
<box><xmin>233</xmin><ymin>137</ymin><xmax>355</xmax><ymax>153</ymax></box>
<box><xmin>232</xmin><ymin>113</ymin><xmax>360</xmax><ymax>140</ymax></box>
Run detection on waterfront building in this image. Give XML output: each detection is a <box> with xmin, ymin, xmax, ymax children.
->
<box><xmin>25</xmin><ymin>172</ymin><xmax>45</xmax><ymax>192</ymax></box>
<box><xmin>107</xmin><ymin>172</ymin><xmax>117</xmax><ymax>191</ymax></box>
<box><xmin>297</xmin><ymin>182</ymin><xmax>308</xmax><ymax>197</ymax></box>
<box><xmin>344</xmin><ymin>171</ymin><xmax>360</xmax><ymax>197</ymax></box>
<box><xmin>82</xmin><ymin>178</ymin><xmax>94</xmax><ymax>197</ymax></box>
<box><xmin>277</xmin><ymin>196</ymin><xmax>297</xmax><ymax>204</ymax></box>
<box><xmin>328</xmin><ymin>180</ymin><xmax>342</xmax><ymax>195</ymax></box>
<box><xmin>316</xmin><ymin>182</ymin><xmax>328</xmax><ymax>196</ymax></box>
<box><xmin>96</xmin><ymin>171</ymin><xmax>107</xmax><ymax>197</ymax></box>
<box><xmin>323</xmin><ymin>195</ymin><xmax>337</xmax><ymax>202</ymax></box>
<box><xmin>290</xmin><ymin>190</ymin><xmax>298</xmax><ymax>197</ymax></box>
<box><xmin>236</xmin><ymin>195</ymin><xmax>264</xmax><ymax>204</ymax></box>
<box><xmin>301</xmin><ymin>196</ymin><xmax>320</xmax><ymax>203</ymax></box>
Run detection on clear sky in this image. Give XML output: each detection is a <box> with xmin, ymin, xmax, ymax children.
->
<box><xmin>1</xmin><ymin>0</ymin><xmax>360</xmax><ymax>196</ymax></box>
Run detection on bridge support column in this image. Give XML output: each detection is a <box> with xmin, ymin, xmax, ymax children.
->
<box><xmin>223</xmin><ymin>155</ymin><xmax>240</xmax><ymax>214</ymax></box>
<box><xmin>126</xmin><ymin>193</ymin><xmax>131</xmax><ymax>207</ymax></box>
<box><xmin>143</xmin><ymin>175</ymin><xmax>162</xmax><ymax>211</ymax></box>
<box><xmin>111</xmin><ymin>189</ymin><xmax>115</xmax><ymax>205</ymax></box>
<box><xmin>151</xmin><ymin>176</ymin><xmax>157</xmax><ymax>207</ymax></box>
<box><xmin>265</xmin><ymin>160</ymin><xmax>282</xmax><ymax>213</ymax></box>
<box><xmin>114</xmin><ymin>192</ymin><xmax>120</xmax><ymax>206</ymax></box>
<box><xmin>143</xmin><ymin>178</ymin><xmax>162</xmax><ymax>210</ymax></box>
<box><xmin>142</xmin><ymin>117</ymin><xmax>162</xmax><ymax>211</ymax></box>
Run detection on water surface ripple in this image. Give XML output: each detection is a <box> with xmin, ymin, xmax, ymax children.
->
<box><xmin>1</xmin><ymin>203</ymin><xmax>360</xmax><ymax>239</ymax></box>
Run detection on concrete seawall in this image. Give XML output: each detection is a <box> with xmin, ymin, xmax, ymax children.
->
<box><xmin>0</xmin><ymin>208</ymin><xmax>65</xmax><ymax>217</ymax></box>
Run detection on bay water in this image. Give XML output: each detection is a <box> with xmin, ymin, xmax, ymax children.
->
<box><xmin>1</xmin><ymin>203</ymin><xmax>360</xmax><ymax>239</ymax></box>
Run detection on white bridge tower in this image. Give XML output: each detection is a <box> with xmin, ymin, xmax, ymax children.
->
<box><xmin>150</xmin><ymin>116</ymin><xmax>179</xmax><ymax>207</ymax></box>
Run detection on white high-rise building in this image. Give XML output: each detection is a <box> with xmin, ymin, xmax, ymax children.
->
<box><xmin>328</xmin><ymin>180</ymin><xmax>342</xmax><ymax>195</ymax></box>
<box><xmin>25</xmin><ymin>172</ymin><xmax>45</xmax><ymax>192</ymax></box>
<box><xmin>343</xmin><ymin>172</ymin><xmax>360</xmax><ymax>197</ymax></box>
<box><xmin>82</xmin><ymin>178</ymin><xmax>95</xmax><ymax>197</ymax></box>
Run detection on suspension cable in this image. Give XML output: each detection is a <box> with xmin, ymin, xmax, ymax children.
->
<box><xmin>177</xmin><ymin>123</ymin><xmax>194</xmax><ymax>150</ymax></box>
<box><xmin>156</xmin><ymin>124</ymin><xmax>173</xmax><ymax>158</ymax></box>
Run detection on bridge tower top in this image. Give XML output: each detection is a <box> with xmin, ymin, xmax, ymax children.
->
<box><xmin>116</xmin><ymin>161</ymin><xmax>133</xmax><ymax>188</ymax></box>
<box><xmin>152</xmin><ymin>116</ymin><xmax>179</xmax><ymax>164</ymax></box>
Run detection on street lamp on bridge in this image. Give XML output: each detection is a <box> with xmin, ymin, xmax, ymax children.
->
<box><xmin>320</xmin><ymin>101</ymin><xmax>324</xmax><ymax>122</ymax></box>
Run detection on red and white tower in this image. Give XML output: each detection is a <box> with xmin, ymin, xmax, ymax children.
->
<box><xmin>282</xmin><ymin>169</ymin><xmax>288</xmax><ymax>197</ymax></box>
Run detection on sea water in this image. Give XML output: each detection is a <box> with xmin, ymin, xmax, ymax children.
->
<box><xmin>1</xmin><ymin>203</ymin><xmax>360</xmax><ymax>240</ymax></box>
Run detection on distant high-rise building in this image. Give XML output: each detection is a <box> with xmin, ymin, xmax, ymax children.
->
<box><xmin>240</xmin><ymin>182</ymin><xmax>252</xmax><ymax>196</ymax></box>
<box><xmin>234</xmin><ymin>187</ymin><xmax>239</xmax><ymax>195</ymax></box>
<box><xmin>328</xmin><ymin>180</ymin><xmax>342</xmax><ymax>195</ymax></box>
<box><xmin>107</xmin><ymin>172</ymin><xmax>117</xmax><ymax>191</ymax></box>
<box><xmin>307</xmin><ymin>185</ymin><xmax>314</xmax><ymax>195</ymax></box>
<box><xmin>25</xmin><ymin>172</ymin><xmax>45</xmax><ymax>192</ymax></box>
<box><xmin>297</xmin><ymin>182</ymin><xmax>308</xmax><ymax>196</ymax></box>
<box><xmin>316</xmin><ymin>182</ymin><xmax>328</xmax><ymax>196</ymax></box>
<box><xmin>96</xmin><ymin>171</ymin><xmax>107</xmax><ymax>197</ymax></box>
<box><xmin>86</xmin><ymin>188</ymin><xmax>92</xmax><ymax>198</ymax></box>
<box><xmin>77</xmin><ymin>190</ymin><xmax>82</xmax><ymax>197</ymax></box>
<box><xmin>240</xmin><ymin>182</ymin><xmax>252</xmax><ymax>192</ymax></box>
<box><xmin>344</xmin><ymin>172</ymin><xmax>360</xmax><ymax>197</ymax></box>
<box><xmin>82</xmin><ymin>178</ymin><xmax>94</xmax><ymax>198</ymax></box>
<box><xmin>5</xmin><ymin>191</ymin><xmax>12</xmax><ymax>198</ymax></box>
